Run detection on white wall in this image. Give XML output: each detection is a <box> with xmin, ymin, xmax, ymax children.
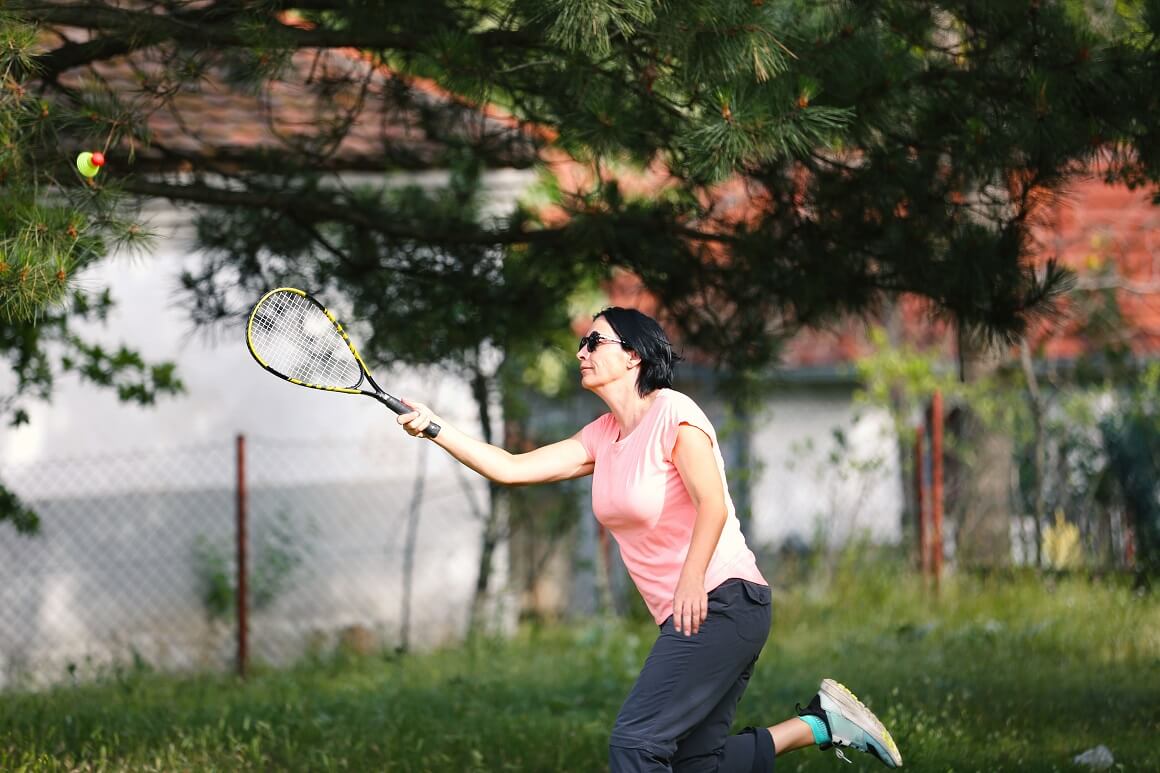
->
<box><xmin>3</xmin><ymin>168</ymin><xmax>535</xmax><ymax>475</ymax></box>
<box><xmin>0</xmin><ymin>169</ymin><xmax>534</xmax><ymax>685</ymax></box>
<box><xmin>748</xmin><ymin>384</ymin><xmax>904</xmax><ymax>550</ymax></box>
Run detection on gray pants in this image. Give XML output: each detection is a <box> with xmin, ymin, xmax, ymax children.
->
<box><xmin>609</xmin><ymin>579</ymin><xmax>776</xmax><ymax>773</ymax></box>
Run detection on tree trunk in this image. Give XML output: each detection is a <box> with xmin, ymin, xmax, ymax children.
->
<box><xmin>398</xmin><ymin>428</ymin><xmax>430</xmax><ymax>653</ymax></box>
<box><xmin>1019</xmin><ymin>340</ymin><xmax>1046</xmax><ymax>568</ymax></box>
<box><xmin>948</xmin><ymin>325</ymin><xmax>1014</xmax><ymax>567</ymax></box>
<box><xmin>469</xmin><ymin>484</ymin><xmax>505</xmax><ymax>634</ymax></box>
<box><xmin>883</xmin><ymin>301</ymin><xmax>923</xmax><ymax>563</ymax></box>
<box><xmin>467</xmin><ymin>363</ymin><xmax>506</xmax><ymax>636</ymax></box>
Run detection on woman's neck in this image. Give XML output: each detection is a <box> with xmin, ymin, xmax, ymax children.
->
<box><xmin>600</xmin><ymin>383</ymin><xmax>661</xmax><ymax>440</ymax></box>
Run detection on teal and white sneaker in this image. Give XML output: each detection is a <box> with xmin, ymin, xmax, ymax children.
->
<box><xmin>797</xmin><ymin>678</ymin><xmax>902</xmax><ymax>767</ymax></box>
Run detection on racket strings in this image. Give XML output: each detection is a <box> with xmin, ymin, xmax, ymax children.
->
<box><xmin>249</xmin><ymin>291</ymin><xmax>362</xmax><ymax>388</ymax></box>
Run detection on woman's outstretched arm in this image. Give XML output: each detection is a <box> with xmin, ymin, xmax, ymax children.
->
<box><xmin>397</xmin><ymin>399</ymin><xmax>594</xmax><ymax>486</ymax></box>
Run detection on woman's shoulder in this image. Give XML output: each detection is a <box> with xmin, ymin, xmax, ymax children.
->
<box><xmin>577</xmin><ymin>411</ymin><xmax>618</xmax><ymax>454</ymax></box>
<box><xmin>654</xmin><ymin>388</ymin><xmax>703</xmax><ymax>413</ymax></box>
<box><xmin>654</xmin><ymin>389</ymin><xmax>715</xmax><ymax>432</ymax></box>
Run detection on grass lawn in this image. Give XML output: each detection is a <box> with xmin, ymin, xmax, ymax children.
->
<box><xmin>2</xmin><ymin>567</ymin><xmax>1157</xmax><ymax>771</ymax></box>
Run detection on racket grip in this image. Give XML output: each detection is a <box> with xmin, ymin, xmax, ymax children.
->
<box><xmin>381</xmin><ymin>394</ymin><xmax>441</xmax><ymax>439</ymax></box>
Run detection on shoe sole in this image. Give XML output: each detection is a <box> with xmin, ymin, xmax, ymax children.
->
<box><xmin>820</xmin><ymin>678</ymin><xmax>903</xmax><ymax>767</ymax></box>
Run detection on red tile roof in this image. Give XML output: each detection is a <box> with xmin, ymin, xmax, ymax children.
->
<box><xmin>59</xmin><ymin>43</ymin><xmax>537</xmax><ymax>172</ymax></box>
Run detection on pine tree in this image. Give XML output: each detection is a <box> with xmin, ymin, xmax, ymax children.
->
<box><xmin>1</xmin><ymin>11</ymin><xmax>182</xmax><ymax>533</ymax></box>
<box><xmin>7</xmin><ymin>1</ymin><xmax>1157</xmax><ymax>365</ymax></box>
<box><xmin>3</xmin><ymin>1</ymin><xmax>1159</xmax><ymax>573</ymax></box>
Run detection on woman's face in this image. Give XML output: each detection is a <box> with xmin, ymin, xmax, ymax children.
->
<box><xmin>577</xmin><ymin>317</ymin><xmax>634</xmax><ymax>391</ymax></box>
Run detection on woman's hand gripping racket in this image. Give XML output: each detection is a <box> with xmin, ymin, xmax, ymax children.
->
<box><xmin>246</xmin><ymin>288</ymin><xmax>440</xmax><ymax>438</ymax></box>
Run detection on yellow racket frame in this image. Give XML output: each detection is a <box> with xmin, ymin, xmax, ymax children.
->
<box><xmin>244</xmin><ymin>287</ymin><xmax>441</xmax><ymax>437</ymax></box>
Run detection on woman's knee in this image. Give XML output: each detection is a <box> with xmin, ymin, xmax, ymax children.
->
<box><xmin>609</xmin><ymin>740</ymin><xmax>672</xmax><ymax>773</ymax></box>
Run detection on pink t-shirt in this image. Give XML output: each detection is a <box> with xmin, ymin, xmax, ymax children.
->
<box><xmin>579</xmin><ymin>388</ymin><xmax>767</xmax><ymax>625</ymax></box>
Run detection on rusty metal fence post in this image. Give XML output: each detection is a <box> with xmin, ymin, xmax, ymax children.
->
<box><xmin>915</xmin><ymin>392</ymin><xmax>945</xmax><ymax>589</ymax></box>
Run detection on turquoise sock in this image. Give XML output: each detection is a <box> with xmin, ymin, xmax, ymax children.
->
<box><xmin>800</xmin><ymin>714</ymin><xmax>830</xmax><ymax>746</ymax></box>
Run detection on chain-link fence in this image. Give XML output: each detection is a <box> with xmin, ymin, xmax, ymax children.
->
<box><xmin>0</xmin><ymin>435</ymin><xmax>494</xmax><ymax>689</ymax></box>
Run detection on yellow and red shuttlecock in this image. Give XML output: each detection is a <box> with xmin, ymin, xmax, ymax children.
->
<box><xmin>76</xmin><ymin>151</ymin><xmax>105</xmax><ymax>178</ymax></box>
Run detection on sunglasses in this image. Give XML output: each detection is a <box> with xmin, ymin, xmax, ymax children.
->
<box><xmin>578</xmin><ymin>332</ymin><xmax>627</xmax><ymax>353</ymax></box>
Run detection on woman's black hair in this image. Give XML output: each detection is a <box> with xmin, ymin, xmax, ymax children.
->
<box><xmin>594</xmin><ymin>306</ymin><xmax>683</xmax><ymax>396</ymax></box>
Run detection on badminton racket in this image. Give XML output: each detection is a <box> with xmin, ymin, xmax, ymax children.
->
<box><xmin>245</xmin><ymin>287</ymin><xmax>440</xmax><ymax>438</ymax></box>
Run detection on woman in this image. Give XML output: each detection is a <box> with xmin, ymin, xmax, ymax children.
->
<box><xmin>398</xmin><ymin>306</ymin><xmax>902</xmax><ymax>772</ymax></box>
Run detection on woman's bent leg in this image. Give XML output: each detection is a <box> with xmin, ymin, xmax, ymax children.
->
<box><xmin>670</xmin><ymin>662</ymin><xmax>776</xmax><ymax>773</ymax></box>
<box><xmin>609</xmin><ymin>581</ymin><xmax>771</xmax><ymax>773</ymax></box>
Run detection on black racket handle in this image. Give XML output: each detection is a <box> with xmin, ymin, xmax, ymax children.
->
<box><xmin>377</xmin><ymin>393</ymin><xmax>441</xmax><ymax>439</ymax></box>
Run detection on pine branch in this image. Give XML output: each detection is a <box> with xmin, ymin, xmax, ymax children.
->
<box><xmin>120</xmin><ymin>177</ymin><xmax>566</xmax><ymax>246</ymax></box>
<box><xmin>123</xmin><ymin>172</ymin><xmax>739</xmax><ymax>252</ymax></box>
<box><xmin>15</xmin><ymin>1</ymin><xmax>541</xmax><ymax>79</ymax></box>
